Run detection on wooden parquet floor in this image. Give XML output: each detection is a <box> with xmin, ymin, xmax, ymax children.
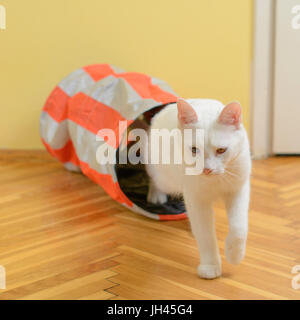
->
<box><xmin>0</xmin><ymin>150</ymin><xmax>299</xmax><ymax>300</ymax></box>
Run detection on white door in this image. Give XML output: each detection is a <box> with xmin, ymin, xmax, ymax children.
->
<box><xmin>273</xmin><ymin>0</ymin><xmax>300</xmax><ymax>154</ymax></box>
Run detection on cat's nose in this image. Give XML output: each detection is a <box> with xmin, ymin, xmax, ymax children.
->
<box><xmin>203</xmin><ymin>168</ymin><xmax>212</xmax><ymax>175</ymax></box>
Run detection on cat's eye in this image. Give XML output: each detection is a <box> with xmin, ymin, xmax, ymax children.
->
<box><xmin>191</xmin><ymin>147</ymin><xmax>200</xmax><ymax>154</ymax></box>
<box><xmin>216</xmin><ymin>148</ymin><xmax>227</xmax><ymax>155</ymax></box>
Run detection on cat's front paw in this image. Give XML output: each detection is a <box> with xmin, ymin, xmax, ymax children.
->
<box><xmin>225</xmin><ymin>235</ymin><xmax>246</xmax><ymax>264</ymax></box>
<box><xmin>147</xmin><ymin>189</ymin><xmax>168</xmax><ymax>204</ymax></box>
<box><xmin>64</xmin><ymin>162</ymin><xmax>81</xmax><ymax>173</ymax></box>
<box><xmin>197</xmin><ymin>264</ymin><xmax>222</xmax><ymax>279</ymax></box>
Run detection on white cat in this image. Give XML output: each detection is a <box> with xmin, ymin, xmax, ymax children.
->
<box><xmin>146</xmin><ymin>99</ymin><xmax>251</xmax><ymax>279</ymax></box>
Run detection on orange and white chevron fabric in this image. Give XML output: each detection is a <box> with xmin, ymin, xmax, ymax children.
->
<box><xmin>40</xmin><ymin>64</ymin><xmax>186</xmax><ymax>220</ymax></box>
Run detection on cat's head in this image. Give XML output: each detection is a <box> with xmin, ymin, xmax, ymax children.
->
<box><xmin>177</xmin><ymin>98</ymin><xmax>246</xmax><ymax>176</ymax></box>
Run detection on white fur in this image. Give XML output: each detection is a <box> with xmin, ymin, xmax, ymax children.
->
<box><xmin>146</xmin><ymin>99</ymin><xmax>251</xmax><ymax>279</ymax></box>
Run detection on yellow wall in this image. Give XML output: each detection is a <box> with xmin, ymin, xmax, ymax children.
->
<box><xmin>0</xmin><ymin>0</ymin><xmax>252</xmax><ymax>149</ymax></box>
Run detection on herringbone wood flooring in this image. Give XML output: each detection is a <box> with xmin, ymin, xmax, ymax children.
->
<box><xmin>0</xmin><ymin>151</ymin><xmax>299</xmax><ymax>299</ymax></box>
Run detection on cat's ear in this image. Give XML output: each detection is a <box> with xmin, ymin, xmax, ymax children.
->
<box><xmin>219</xmin><ymin>102</ymin><xmax>242</xmax><ymax>129</ymax></box>
<box><xmin>177</xmin><ymin>99</ymin><xmax>198</xmax><ymax>125</ymax></box>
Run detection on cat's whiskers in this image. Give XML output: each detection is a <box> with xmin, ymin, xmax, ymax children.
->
<box><xmin>224</xmin><ymin>169</ymin><xmax>239</xmax><ymax>178</ymax></box>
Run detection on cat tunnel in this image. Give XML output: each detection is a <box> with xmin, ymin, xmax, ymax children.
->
<box><xmin>40</xmin><ymin>64</ymin><xmax>186</xmax><ymax>220</ymax></box>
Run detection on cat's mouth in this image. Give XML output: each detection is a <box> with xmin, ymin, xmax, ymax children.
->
<box><xmin>201</xmin><ymin>169</ymin><xmax>223</xmax><ymax>176</ymax></box>
<box><xmin>203</xmin><ymin>168</ymin><xmax>212</xmax><ymax>175</ymax></box>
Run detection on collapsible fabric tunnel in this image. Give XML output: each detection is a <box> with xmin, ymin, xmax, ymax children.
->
<box><xmin>40</xmin><ymin>64</ymin><xmax>186</xmax><ymax>220</ymax></box>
